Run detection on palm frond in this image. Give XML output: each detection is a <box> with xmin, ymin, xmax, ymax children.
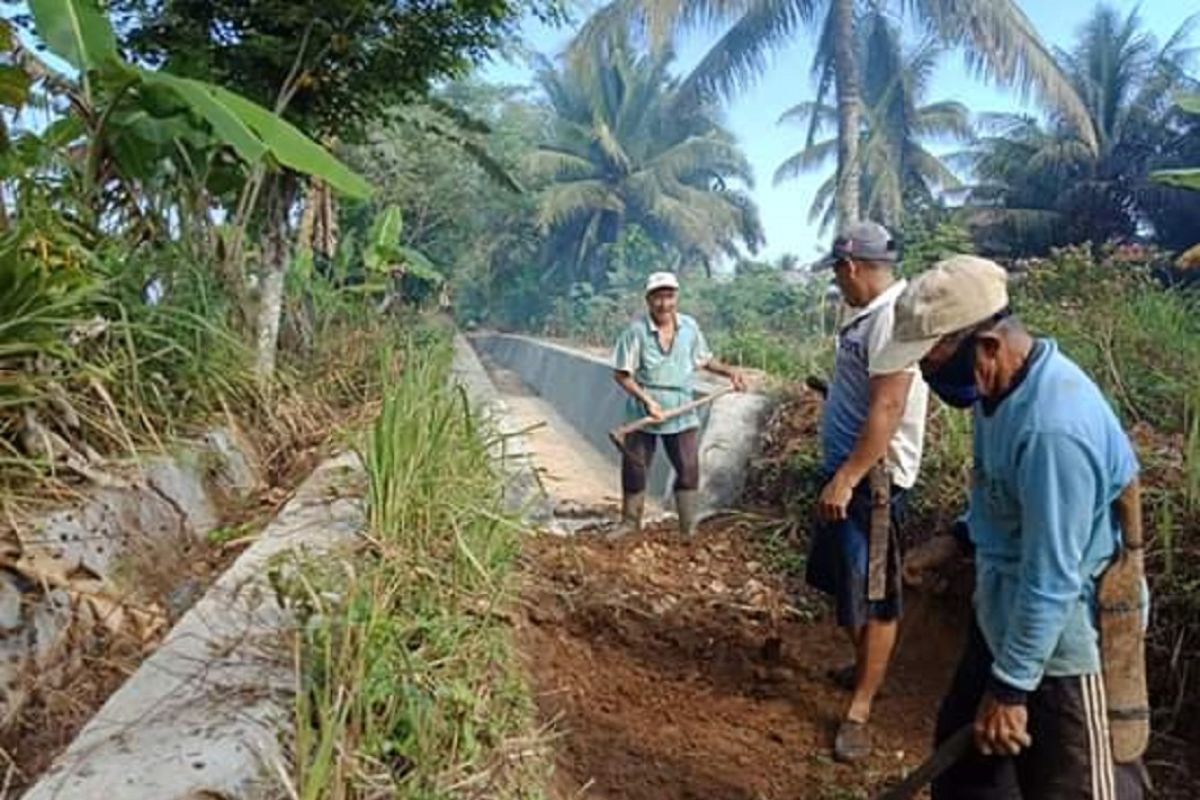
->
<box><xmin>908</xmin><ymin>0</ymin><xmax>1098</xmax><ymax>152</ymax></box>
<box><xmin>915</xmin><ymin>100</ymin><xmax>974</xmax><ymax>141</ymax></box>
<box><xmin>648</xmin><ymin>134</ymin><xmax>755</xmax><ymax>187</ymax></box>
<box><xmin>807</xmin><ymin>174</ymin><xmax>837</xmax><ymax>226</ymax></box>
<box><xmin>536</xmin><ymin>180</ymin><xmax>625</xmax><ymax>230</ymax></box>
<box><xmin>382</xmin><ymin>104</ymin><xmax>523</xmax><ymax>193</ymax></box>
<box><xmin>592</xmin><ymin>117</ymin><xmax>634</xmax><ymax>176</ymax></box>
<box><xmin>536</xmin><ymin>25</ymin><xmax>764</xmax><ymax>275</ymax></box>
<box><xmin>777</xmin><ymin>101</ymin><xmax>837</xmax><ymax>129</ymax></box>
<box><xmin>806</xmin><ymin>7</ymin><xmax>837</xmax><ymax>150</ymax></box>
<box><xmin>525</xmin><ymin>149</ymin><xmax>601</xmax><ymax>182</ymax></box>
<box><xmin>773</xmin><ymin>138</ymin><xmax>838</xmax><ymax>185</ymax></box>
<box><xmin>676</xmin><ymin>0</ymin><xmax>820</xmax><ymax>107</ymax></box>
<box><xmin>907</xmin><ymin>146</ymin><xmax>963</xmax><ymax>190</ymax></box>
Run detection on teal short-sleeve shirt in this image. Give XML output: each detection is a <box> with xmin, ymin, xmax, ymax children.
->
<box><xmin>612</xmin><ymin>313</ymin><xmax>712</xmax><ymax>434</ymax></box>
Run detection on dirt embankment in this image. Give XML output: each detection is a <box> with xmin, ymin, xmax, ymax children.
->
<box><xmin>519</xmin><ymin>523</ymin><xmax>968</xmax><ymax>800</ymax></box>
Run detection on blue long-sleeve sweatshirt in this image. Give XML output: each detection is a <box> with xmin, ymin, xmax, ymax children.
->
<box><xmin>966</xmin><ymin>340</ymin><xmax>1139</xmax><ymax>693</ymax></box>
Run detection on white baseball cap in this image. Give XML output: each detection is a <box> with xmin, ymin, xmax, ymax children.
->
<box><xmin>645</xmin><ymin>271</ymin><xmax>680</xmax><ymax>295</ymax></box>
<box><xmin>872</xmin><ymin>255</ymin><xmax>1010</xmax><ymax>374</ymax></box>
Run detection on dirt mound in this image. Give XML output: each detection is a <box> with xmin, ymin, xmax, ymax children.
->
<box><xmin>519</xmin><ymin>522</ymin><xmax>967</xmax><ymax>800</ymax></box>
<box><xmin>743</xmin><ymin>386</ymin><xmax>825</xmax><ymax>514</ymax></box>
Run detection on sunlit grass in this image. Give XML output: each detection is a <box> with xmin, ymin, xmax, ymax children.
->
<box><xmin>287</xmin><ymin>332</ymin><xmax>546</xmax><ymax>799</ymax></box>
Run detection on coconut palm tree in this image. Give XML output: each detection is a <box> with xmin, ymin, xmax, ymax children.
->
<box><xmin>774</xmin><ymin>10</ymin><xmax>971</xmax><ymax>232</ymax></box>
<box><xmin>530</xmin><ymin>33</ymin><xmax>764</xmax><ymax>287</ymax></box>
<box><xmin>572</xmin><ymin>0</ymin><xmax>1093</xmax><ymax>229</ymax></box>
<box><xmin>963</xmin><ymin>6</ymin><xmax>1199</xmax><ymax>256</ymax></box>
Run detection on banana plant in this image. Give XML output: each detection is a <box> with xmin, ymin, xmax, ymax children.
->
<box><xmin>26</xmin><ymin>0</ymin><xmax>371</xmax><ymax>200</ymax></box>
<box><xmin>363</xmin><ymin>205</ymin><xmax>445</xmax><ymax>287</ymax></box>
<box><xmin>1152</xmin><ymin>94</ymin><xmax>1200</xmax><ymax>192</ymax></box>
<box><xmin>355</xmin><ymin>205</ymin><xmax>445</xmax><ymax>312</ymax></box>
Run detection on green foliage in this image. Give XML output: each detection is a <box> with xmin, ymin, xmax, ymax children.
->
<box><xmin>532</xmin><ymin>32</ymin><xmax>763</xmax><ymax>287</ymax></box>
<box><xmin>360</xmin><ymin>205</ymin><xmax>443</xmax><ymax>288</ymax></box>
<box><xmin>1151</xmin><ymin>93</ymin><xmax>1200</xmax><ymax>193</ymax></box>
<box><xmin>0</xmin><ymin>245</ymin><xmax>95</xmax><ymax>372</ymax></box>
<box><xmin>109</xmin><ymin>0</ymin><xmax>566</xmax><ymax>147</ymax></box>
<box><xmin>900</xmin><ymin>209</ymin><xmax>975</xmax><ymax>276</ymax></box>
<box><xmin>27</xmin><ymin>1</ymin><xmax>371</xmax><ymax>199</ymax></box>
<box><xmin>545</xmin><ymin>281</ymin><xmax>640</xmax><ymax>345</ymax></box>
<box><xmin>1153</xmin><ymin>167</ymin><xmax>1200</xmax><ymax>191</ymax></box>
<box><xmin>1017</xmin><ymin>245</ymin><xmax>1200</xmax><ymax>431</ymax></box>
<box><xmin>343</xmin><ymin>81</ymin><xmax>549</xmax><ymax>330</ymax></box>
<box><xmin>579</xmin><ymin>0</ymin><xmax>1093</xmax><ymax>146</ymax></box>
<box><xmin>965</xmin><ymin>7</ymin><xmax>1199</xmax><ymax>256</ymax></box>
<box><xmin>289</xmin><ymin>334</ymin><xmax>545</xmax><ymax>797</ymax></box>
<box><xmin>201</xmin><ymin>82</ymin><xmax>372</xmax><ymax>198</ymax></box>
<box><xmin>27</xmin><ymin>0</ymin><xmax>121</xmax><ymax>73</ymax></box>
<box><xmin>0</xmin><ymin>220</ymin><xmax>260</xmax><ymax>492</ymax></box>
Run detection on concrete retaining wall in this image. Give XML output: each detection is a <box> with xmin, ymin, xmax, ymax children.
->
<box><xmin>0</xmin><ymin>426</ymin><xmax>262</xmax><ymax>728</ymax></box>
<box><xmin>451</xmin><ymin>335</ymin><xmax>553</xmax><ymax>524</ymax></box>
<box><xmin>25</xmin><ymin>452</ymin><xmax>366</xmax><ymax>800</ymax></box>
<box><xmin>470</xmin><ymin>333</ymin><xmax>770</xmax><ymax>513</ymax></box>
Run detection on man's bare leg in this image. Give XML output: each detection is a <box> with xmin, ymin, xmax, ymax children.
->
<box><xmin>847</xmin><ymin>618</ymin><xmax>898</xmax><ymax>723</ymax></box>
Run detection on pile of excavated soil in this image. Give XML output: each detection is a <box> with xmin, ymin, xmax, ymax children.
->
<box><xmin>518</xmin><ymin>523</ymin><xmax>969</xmax><ymax>800</ymax></box>
<box><xmin>743</xmin><ymin>386</ymin><xmax>825</xmax><ymax>514</ymax></box>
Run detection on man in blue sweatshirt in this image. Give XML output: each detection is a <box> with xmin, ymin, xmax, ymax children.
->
<box><xmin>874</xmin><ymin>256</ymin><xmax>1145</xmax><ymax>799</ymax></box>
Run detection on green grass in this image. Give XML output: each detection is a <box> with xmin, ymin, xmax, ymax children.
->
<box><xmin>286</xmin><ymin>332</ymin><xmax>545</xmax><ymax>799</ymax></box>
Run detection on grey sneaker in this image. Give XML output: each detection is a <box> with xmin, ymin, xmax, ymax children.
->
<box><xmin>834</xmin><ymin>719</ymin><xmax>872</xmax><ymax>763</ymax></box>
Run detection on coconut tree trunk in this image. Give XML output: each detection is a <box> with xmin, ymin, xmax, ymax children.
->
<box><xmin>831</xmin><ymin>0</ymin><xmax>862</xmax><ymax>228</ymax></box>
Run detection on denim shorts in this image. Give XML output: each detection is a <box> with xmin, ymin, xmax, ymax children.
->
<box><xmin>805</xmin><ymin>477</ymin><xmax>907</xmax><ymax>628</ymax></box>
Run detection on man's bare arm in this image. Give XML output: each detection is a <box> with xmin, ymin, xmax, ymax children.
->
<box><xmin>817</xmin><ymin>371</ymin><xmax>912</xmax><ymax>521</ymax></box>
<box><xmin>700</xmin><ymin>359</ymin><xmax>746</xmax><ymax>390</ymax></box>
<box><xmin>614</xmin><ymin>370</ymin><xmax>663</xmax><ymax>418</ymax></box>
<box><xmin>840</xmin><ymin>371</ymin><xmax>913</xmax><ymax>486</ymax></box>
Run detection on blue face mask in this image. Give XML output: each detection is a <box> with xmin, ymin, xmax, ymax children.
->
<box><xmin>924</xmin><ymin>336</ymin><xmax>979</xmax><ymax>408</ymax></box>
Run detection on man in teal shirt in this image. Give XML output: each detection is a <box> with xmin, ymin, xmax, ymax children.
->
<box><xmin>613</xmin><ymin>271</ymin><xmax>744</xmax><ymax>536</ymax></box>
<box><xmin>876</xmin><ymin>256</ymin><xmax>1145</xmax><ymax>799</ymax></box>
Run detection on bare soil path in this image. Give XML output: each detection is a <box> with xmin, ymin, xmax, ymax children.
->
<box><xmin>479</xmin><ymin>352</ymin><xmax>966</xmax><ymax>798</ymax></box>
<box><xmin>518</xmin><ymin>525</ymin><xmax>967</xmax><ymax>800</ymax></box>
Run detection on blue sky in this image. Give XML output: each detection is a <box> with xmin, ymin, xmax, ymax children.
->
<box><xmin>483</xmin><ymin>1</ymin><xmax>1196</xmax><ymax>262</ymax></box>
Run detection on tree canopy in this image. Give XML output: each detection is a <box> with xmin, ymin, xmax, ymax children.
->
<box><xmin>775</xmin><ymin>10</ymin><xmax>971</xmax><ymax>232</ymax></box>
<box><xmin>109</xmin><ymin>0</ymin><xmax>566</xmax><ymax>141</ymax></box>
<box><xmin>964</xmin><ymin>6</ymin><xmax>1200</xmax><ymax>256</ymax></box>
<box><xmin>530</xmin><ymin>31</ymin><xmax>764</xmax><ymax>287</ymax></box>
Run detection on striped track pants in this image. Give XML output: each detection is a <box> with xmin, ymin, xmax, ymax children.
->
<box><xmin>932</xmin><ymin>623</ymin><xmax>1144</xmax><ymax>800</ymax></box>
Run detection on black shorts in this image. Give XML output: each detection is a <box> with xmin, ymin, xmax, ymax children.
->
<box><xmin>933</xmin><ymin>622</ymin><xmax>1147</xmax><ymax>800</ymax></box>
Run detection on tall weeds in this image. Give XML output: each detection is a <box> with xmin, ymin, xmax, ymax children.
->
<box><xmin>288</xmin><ymin>333</ymin><xmax>544</xmax><ymax>799</ymax></box>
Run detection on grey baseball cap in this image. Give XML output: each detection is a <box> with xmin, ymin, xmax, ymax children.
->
<box><xmin>816</xmin><ymin>221</ymin><xmax>898</xmax><ymax>270</ymax></box>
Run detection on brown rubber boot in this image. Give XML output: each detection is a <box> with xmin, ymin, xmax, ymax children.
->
<box><xmin>615</xmin><ymin>492</ymin><xmax>644</xmax><ymax>536</ymax></box>
<box><xmin>675</xmin><ymin>490</ymin><xmax>700</xmax><ymax>537</ymax></box>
